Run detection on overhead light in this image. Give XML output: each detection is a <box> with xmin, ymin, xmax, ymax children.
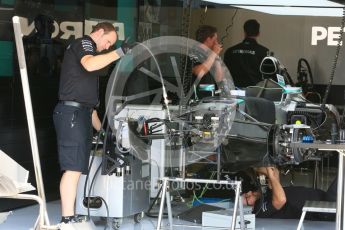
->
<box><xmin>202</xmin><ymin>0</ymin><xmax>344</xmax><ymax>17</ymax></box>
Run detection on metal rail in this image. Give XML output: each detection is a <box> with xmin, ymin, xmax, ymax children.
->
<box><xmin>288</xmin><ymin>142</ymin><xmax>345</xmax><ymax>230</ymax></box>
<box><xmin>12</xmin><ymin>16</ymin><xmax>50</xmax><ymax>229</ymax></box>
<box><xmin>156</xmin><ymin>177</ymin><xmax>245</xmax><ymax>230</ymax></box>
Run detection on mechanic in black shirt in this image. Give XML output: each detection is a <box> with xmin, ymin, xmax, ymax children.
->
<box><xmin>53</xmin><ymin>22</ymin><xmax>126</xmax><ymax>224</ymax></box>
<box><xmin>188</xmin><ymin>25</ymin><xmax>224</xmax><ymax>99</ymax></box>
<box><xmin>224</xmin><ymin>19</ymin><xmax>269</xmax><ymax>88</ymax></box>
<box><xmin>243</xmin><ymin>167</ymin><xmax>337</xmax><ymax>220</ymax></box>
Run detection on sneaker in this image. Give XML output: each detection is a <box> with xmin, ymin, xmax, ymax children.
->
<box><xmin>59</xmin><ymin>222</ymin><xmax>76</xmax><ymax>230</ymax></box>
<box><xmin>59</xmin><ymin>218</ymin><xmax>95</xmax><ymax>230</ymax></box>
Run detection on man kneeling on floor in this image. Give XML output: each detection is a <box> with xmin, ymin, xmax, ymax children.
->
<box><xmin>242</xmin><ymin>166</ymin><xmax>337</xmax><ymax>220</ymax></box>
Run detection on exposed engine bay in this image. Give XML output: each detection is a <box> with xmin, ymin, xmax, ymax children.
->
<box><xmin>75</xmin><ymin>36</ymin><xmax>344</xmax><ymax>229</ymax></box>
<box><xmin>103</xmin><ymin>50</ymin><xmax>341</xmax><ymax>176</ymax></box>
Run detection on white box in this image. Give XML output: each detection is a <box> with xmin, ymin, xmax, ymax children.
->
<box><xmin>0</xmin><ymin>150</ymin><xmax>35</xmax><ymax>196</ymax></box>
<box><xmin>202</xmin><ymin>209</ymin><xmax>255</xmax><ymax>229</ymax></box>
<box><xmin>114</xmin><ymin>105</ymin><xmax>167</xmax><ymax>198</ymax></box>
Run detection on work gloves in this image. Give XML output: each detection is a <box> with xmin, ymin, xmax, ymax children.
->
<box><xmin>120</xmin><ymin>37</ymin><xmax>133</xmax><ymax>54</ymax></box>
<box><xmin>115</xmin><ymin>37</ymin><xmax>135</xmax><ymax>57</ymax></box>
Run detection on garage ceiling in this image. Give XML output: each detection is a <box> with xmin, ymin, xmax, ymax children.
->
<box><xmin>202</xmin><ymin>0</ymin><xmax>345</xmax><ymax>16</ymax></box>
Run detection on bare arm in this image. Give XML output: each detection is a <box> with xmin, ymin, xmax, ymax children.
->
<box><xmin>81</xmin><ymin>50</ymin><xmax>122</xmax><ymax>72</ymax></box>
<box><xmin>256</xmin><ymin>167</ymin><xmax>287</xmax><ymax>210</ymax></box>
<box><xmin>213</xmin><ymin>59</ymin><xmax>224</xmax><ymax>82</ymax></box>
<box><xmin>192</xmin><ymin>43</ymin><xmax>223</xmax><ymax>80</ymax></box>
<box><xmin>92</xmin><ymin>110</ymin><xmax>102</xmax><ymax>132</ymax></box>
<box><xmin>192</xmin><ymin>52</ymin><xmax>218</xmax><ymax>79</ymax></box>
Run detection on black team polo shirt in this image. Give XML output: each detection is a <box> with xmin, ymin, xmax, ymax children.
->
<box><xmin>58</xmin><ymin>35</ymin><xmax>99</xmax><ymax>108</ymax></box>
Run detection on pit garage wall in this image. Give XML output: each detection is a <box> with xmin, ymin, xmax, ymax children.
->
<box><xmin>190</xmin><ymin>8</ymin><xmax>345</xmax><ymax>105</ymax></box>
<box><xmin>0</xmin><ymin>0</ymin><xmax>138</xmax><ymax>211</ymax></box>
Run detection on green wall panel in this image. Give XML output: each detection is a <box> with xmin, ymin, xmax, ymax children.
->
<box><xmin>117</xmin><ymin>0</ymin><xmax>137</xmax><ymax>41</ymax></box>
<box><xmin>116</xmin><ymin>0</ymin><xmax>137</xmax><ymax>72</ymax></box>
<box><xmin>1</xmin><ymin>0</ymin><xmax>15</xmax><ymax>6</ymax></box>
<box><xmin>0</xmin><ymin>41</ymin><xmax>13</xmax><ymax>77</ymax></box>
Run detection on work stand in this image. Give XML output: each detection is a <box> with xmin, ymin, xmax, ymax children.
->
<box><xmin>156</xmin><ymin>177</ymin><xmax>245</xmax><ymax>230</ymax></box>
<box><xmin>297</xmin><ymin>201</ymin><xmax>336</xmax><ymax>230</ymax></box>
<box><xmin>290</xmin><ymin>143</ymin><xmax>345</xmax><ymax>230</ymax></box>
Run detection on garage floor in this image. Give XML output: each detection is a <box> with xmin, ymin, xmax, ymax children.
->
<box><xmin>1</xmin><ymin>161</ymin><xmax>338</xmax><ymax>230</ymax></box>
<box><xmin>0</xmin><ymin>199</ymin><xmax>336</xmax><ymax>230</ymax></box>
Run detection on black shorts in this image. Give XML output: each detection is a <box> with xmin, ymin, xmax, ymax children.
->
<box><xmin>53</xmin><ymin>103</ymin><xmax>93</xmax><ymax>174</ymax></box>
